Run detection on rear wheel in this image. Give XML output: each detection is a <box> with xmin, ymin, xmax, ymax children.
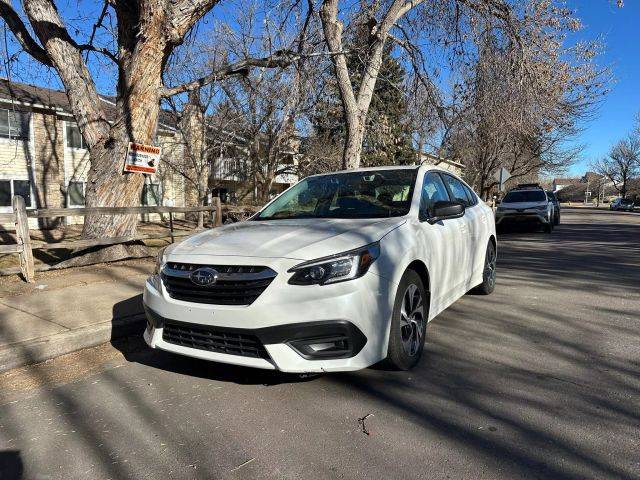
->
<box><xmin>474</xmin><ymin>241</ymin><xmax>497</xmax><ymax>295</ymax></box>
<box><xmin>386</xmin><ymin>270</ymin><xmax>428</xmax><ymax>371</ymax></box>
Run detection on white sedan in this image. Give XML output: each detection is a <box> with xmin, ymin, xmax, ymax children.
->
<box><xmin>143</xmin><ymin>166</ymin><xmax>497</xmax><ymax>372</ymax></box>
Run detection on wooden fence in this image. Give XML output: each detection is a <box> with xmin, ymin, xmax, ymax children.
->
<box><xmin>0</xmin><ymin>196</ymin><xmax>223</xmax><ymax>283</ymax></box>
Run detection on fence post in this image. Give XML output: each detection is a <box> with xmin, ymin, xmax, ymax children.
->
<box><xmin>214</xmin><ymin>196</ymin><xmax>223</xmax><ymax>227</ymax></box>
<box><xmin>168</xmin><ymin>211</ymin><xmax>175</xmax><ymax>243</ymax></box>
<box><xmin>13</xmin><ymin>195</ymin><xmax>35</xmax><ymax>283</ymax></box>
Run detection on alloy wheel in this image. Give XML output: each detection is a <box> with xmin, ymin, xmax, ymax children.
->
<box><xmin>485</xmin><ymin>244</ymin><xmax>497</xmax><ymax>289</ymax></box>
<box><xmin>399</xmin><ymin>284</ymin><xmax>425</xmax><ymax>357</ymax></box>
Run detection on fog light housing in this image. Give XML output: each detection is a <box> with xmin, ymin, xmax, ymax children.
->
<box><xmin>287</xmin><ymin>328</ymin><xmax>366</xmax><ymax>360</ymax></box>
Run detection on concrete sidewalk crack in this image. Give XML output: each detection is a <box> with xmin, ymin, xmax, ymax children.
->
<box><xmin>0</xmin><ymin>300</ymin><xmax>70</xmax><ymax>330</ymax></box>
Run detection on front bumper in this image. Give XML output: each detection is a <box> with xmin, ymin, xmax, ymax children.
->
<box><xmin>143</xmin><ymin>258</ymin><xmax>395</xmax><ymax>373</ymax></box>
<box><xmin>495</xmin><ymin>211</ymin><xmax>550</xmax><ymax>225</ymax></box>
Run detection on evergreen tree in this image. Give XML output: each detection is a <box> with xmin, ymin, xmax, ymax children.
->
<box><xmin>312</xmin><ymin>40</ymin><xmax>414</xmax><ymax>167</ymax></box>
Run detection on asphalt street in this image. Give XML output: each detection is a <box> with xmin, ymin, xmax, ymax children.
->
<box><xmin>0</xmin><ymin>208</ymin><xmax>638</xmax><ymax>480</ymax></box>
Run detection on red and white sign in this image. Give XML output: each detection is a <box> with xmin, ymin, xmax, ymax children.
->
<box><xmin>123</xmin><ymin>142</ymin><xmax>161</xmax><ymax>174</ymax></box>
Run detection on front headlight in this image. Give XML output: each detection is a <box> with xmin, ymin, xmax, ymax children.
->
<box><xmin>288</xmin><ymin>242</ymin><xmax>380</xmax><ymax>285</ymax></box>
<box><xmin>534</xmin><ymin>205</ymin><xmax>548</xmax><ymax>211</ymax></box>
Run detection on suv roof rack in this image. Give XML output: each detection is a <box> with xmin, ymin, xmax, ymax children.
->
<box><xmin>516</xmin><ymin>183</ymin><xmax>543</xmax><ymax>189</ymax></box>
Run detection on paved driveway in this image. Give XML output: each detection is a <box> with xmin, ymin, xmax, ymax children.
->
<box><xmin>0</xmin><ymin>208</ymin><xmax>638</xmax><ymax>480</ymax></box>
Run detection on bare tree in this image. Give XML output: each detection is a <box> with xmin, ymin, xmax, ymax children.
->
<box><xmin>166</xmin><ymin>87</ymin><xmax>215</xmax><ymax>229</ymax></box>
<box><xmin>318</xmin><ymin>0</ymin><xmax>619</xmax><ymax>174</ymax></box>
<box><xmin>443</xmin><ymin>2</ymin><xmax>609</xmax><ymax>198</ymax></box>
<box><xmin>592</xmin><ymin>134</ymin><xmax>640</xmax><ymax>199</ymax></box>
<box><xmin>206</xmin><ymin>4</ymin><xmax>321</xmax><ymax>202</ymax></box>
<box><xmin>0</xmin><ymin>0</ymin><xmax>300</xmax><ymax>246</ymax></box>
<box><xmin>319</xmin><ymin>0</ymin><xmax>420</xmax><ymax>169</ymax></box>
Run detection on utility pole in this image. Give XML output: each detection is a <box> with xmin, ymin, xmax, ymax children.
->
<box><xmin>584</xmin><ymin>180</ymin><xmax>590</xmax><ymax>205</ymax></box>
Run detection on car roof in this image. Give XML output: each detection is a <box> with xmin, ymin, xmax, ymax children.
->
<box><xmin>306</xmin><ymin>165</ymin><xmax>419</xmax><ymax>179</ymax></box>
<box><xmin>510</xmin><ymin>186</ymin><xmax>544</xmax><ymax>191</ymax></box>
<box><xmin>306</xmin><ymin>164</ymin><xmax>471</xmax><ymax>177</ymax></box>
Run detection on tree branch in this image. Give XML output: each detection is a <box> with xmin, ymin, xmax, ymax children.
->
<box><xmin>77</xmin><ymin>43</ymin><xmax>118</xmax><ymax>63</ymax></box>
<box><xmin>160</xmin><ymin>51</ymin><xmax>298</xmax><ymax>97</ymax></box>
<box><xmin>22</xmin><ymin>0</ymin><xmax>109</xmax><ymax>146</ymax></box>
<box><xmin>83</xmin><ymin>0</ymin><xmax>110</xmax><ymax>62</ymax></box>
<box><xmin>168</xmin><ymin>0</ymin><xmax>222</xmax><ymax>43</ymax></box>
<box><xmin>0</xmin><ymin>0</ymin><xmax>51</xmax><ymax>65</ymax></box>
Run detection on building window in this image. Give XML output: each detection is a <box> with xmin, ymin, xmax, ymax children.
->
<box><xmin>0</xmin><ymin>179</ymin><xmax>32</xmax><ymax>207</ymax></box>
<box><xmin>141</xmin><ymin>183</ymin><xmax>160</xmax><ymax>206</ymax></box>
<box><xmin>68</xmin><ymin>181</ymin><xmax>85</xmax><ymax>206</ymax></box>
<box><xmin>65</xmin><ymin>122</ymin><xmax>86</xmax><ymax>149</ymax></box>
<box><xmin>0</xmin><ymin>109</ymin><xmax>30</xmax><ymax>140</ymax></box>
<box><xmin>0</xmin><ymin>180</ymin><xmax>10</xmax><ymax>206</ymax></box>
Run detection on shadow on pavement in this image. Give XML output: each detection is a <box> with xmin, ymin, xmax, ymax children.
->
<box><xmin>117</xmin><ymin>338</ymin><xmax>321</xmax><ymax>386</ymax></box>
<box><xmin>0</xmin><ymin>451</ymin><xmax>23</xmax><ymax>480</ymax></box>
<box><xmin>109</xmin><ymin>295</ymin><xmax>318</xmax><ymax>387</ymax></box>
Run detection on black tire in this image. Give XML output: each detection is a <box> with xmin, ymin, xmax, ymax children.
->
<box><xmin>386</xmin><ymin>270</ymin><xmax>428</xmax><ymax>371</ymax></box>
<box><xmin>544</xmin><ymin>222</ymin><xmax>552</xmax><ymax>233</ymax></box>
<box><xmin>554</xmin><ymin>212</ymin><xmax>560</xmax><ymax>226</ymax></box>
<box><xmin>474</xmin><ymin>240</ymin><xmax>497</xmax><ymax>295</ymax></box>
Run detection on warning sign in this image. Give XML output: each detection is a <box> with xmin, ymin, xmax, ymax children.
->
<box><xmin>123</xmin><ymin>142</ymin><xmax>161</xmax><ymax>174</ymax></box>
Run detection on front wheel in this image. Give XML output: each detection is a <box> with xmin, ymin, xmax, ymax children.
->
<box><xmin>473</xmin><ymin>240</ymin><xmax>497</xmax><ymax>295</ymax></box>
<box><xmin>386</xmin><ymin>270</ymin><xmax>428</xmax><ymax>371</ymax></box>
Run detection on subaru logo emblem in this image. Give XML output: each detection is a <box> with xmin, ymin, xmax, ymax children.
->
<box><xmin>190</xmin><ymin>267</ymin><xmax>219</xmax><ymax>286</ymax></box>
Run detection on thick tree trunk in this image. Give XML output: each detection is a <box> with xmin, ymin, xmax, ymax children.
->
<box><xmin>83</xmin><ymin>8</ymin><xmax>168</xmax><ymax>239</ymax></box>
<box><xmin>1</xmin><ymin>0</ymin><xmax>222</xmax><ymax>252</ymax></box>
<box><xmin>197</xmin><ymin>174</ymin><xmax>208</xmax><ymax>228</ymax></box>
<box><xmin>343</xmin><ymin>117</ymin><xmax>366</xmax><ymax>169</ymax></box>
<box><xmin>180</xmin><ymin>88</ymin><xmax>208</xmax><ymax>229</ymax></box>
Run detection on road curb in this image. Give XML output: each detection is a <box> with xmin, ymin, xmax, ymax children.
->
<box><xmin>0</xmin><ymin>314</ymin><xmax>146</xmax><ymax>372</ymax></box>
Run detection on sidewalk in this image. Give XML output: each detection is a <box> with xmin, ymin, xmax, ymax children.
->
<box><xmin>0</xmin><ymin>259</ymin><xmax>153</xmax><ymax>371</ymax></box>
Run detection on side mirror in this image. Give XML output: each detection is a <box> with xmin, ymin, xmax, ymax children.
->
<box><xmin>426</xmin><ymin>200</ymin><xmax>465</xmax><ymax>224</ymax></box>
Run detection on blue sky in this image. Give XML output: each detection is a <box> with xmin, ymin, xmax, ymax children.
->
<box><xmin>566</xmin><ymin>0</ymin><xmax>640</xmax><ymax>175</ymax></box>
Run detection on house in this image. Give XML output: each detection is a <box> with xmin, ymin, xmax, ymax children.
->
<box><xmin>0</xmin><ymin>78</ymin><xmax>186</xmax><ymax>229</ymax></box>
<box><xmin>207</xmin><ymin>131</ymin><xmax>299</xmax><ymax>203</ymax></box>
<box><xmin>552</xmin><ymin>177</ymin><xmax>580</xmax><ymax>192</ymax></box>
<box><xmin>419</xmin><ymin>152</ymin><xmax>465</xmax><ymax>176</ymax></box>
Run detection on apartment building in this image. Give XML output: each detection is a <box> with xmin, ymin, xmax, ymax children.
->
<box><xmin>0</xmin><ymin>79</ymin><xmax>185</xmax><ymax>229</ymax></box>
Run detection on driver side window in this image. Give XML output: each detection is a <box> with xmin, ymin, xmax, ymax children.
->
<box><xmin>419</xmin><ymin>172</ymin><xmax>450</xmax><ymax>220</ymax></box>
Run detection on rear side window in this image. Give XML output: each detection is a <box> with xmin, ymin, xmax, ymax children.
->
<box><xmin>442</xmin><ymin>174</ymin><xmax>472</xmax><ymax>206</ymax></box>
<box><xmin>463</xmin><ymin>184</ymin><xmax>478</xmax><ymax>206</ymax></box>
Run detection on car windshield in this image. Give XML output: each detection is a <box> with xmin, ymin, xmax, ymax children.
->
<box><xmin>621</xmin><ymin>199</ymin><xmax>633</xmax><ymax>204</ymax></box>
<box><xmin>503</xmin><ymin>190</ymin><xmax>547</xmax><ymax>203</ymax></box>
<box><xmin>255</xmin><ymin>169</ymin><xmax>418</xmax><ymax>220</ymax></box>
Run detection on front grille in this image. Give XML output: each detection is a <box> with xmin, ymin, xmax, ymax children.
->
<box><xmin>161</xmin><ymin>262</ymin><xmax>276</xmax><ymax>306</ymax></box>
<box><xmin>162</xmin><ymin>321</ymin><xmax>270</xmax><ymax>359</ymax></box>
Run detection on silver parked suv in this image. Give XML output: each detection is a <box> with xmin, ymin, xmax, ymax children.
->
<box><xmin>609</xmin><ymin>198</ymin><xmax>635</xmax><ymax>212</ymax></box>
<box><xmin>495</xmin><ymin>184</ymin><xmax>554</xmax><ymax>233</ymax></box>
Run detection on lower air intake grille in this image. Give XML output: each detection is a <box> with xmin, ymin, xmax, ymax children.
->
<box><xmin>162</xmin><ymin>321</ymin><xmax>270</xmax><ymax>359</ymax></box>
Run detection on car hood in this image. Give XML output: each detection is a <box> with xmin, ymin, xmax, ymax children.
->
<box><xmin>168</xmin><ymin>217</ymin><xmax>407</xmax><ymax>260</ymax></box>
<box><xmin>500</xmin><ymin>201</ymin><xmax>548</xmax><ymax>209</ymax></box>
